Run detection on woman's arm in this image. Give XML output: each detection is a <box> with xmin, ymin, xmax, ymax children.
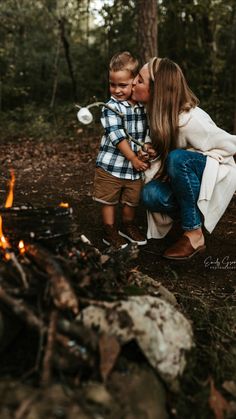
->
<box><xmin>180</xmin><ymin>109</ymin><xmax>236</xmax><ymax>156</ymax></box>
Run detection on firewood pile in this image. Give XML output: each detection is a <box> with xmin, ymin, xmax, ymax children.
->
<box><xmin>0</xmin><ymin>170</ymin><xmax>193</xmax><ymax>417</ymax></box>
<box><xmin>0</xmin><ymin>203</ymin><xmax>193</xmax><ymax>389</ymax></box>
<box><xmin>0</xmin><ymin>205</ymin><xmax>137</xmax><ymax>381</ymax></box>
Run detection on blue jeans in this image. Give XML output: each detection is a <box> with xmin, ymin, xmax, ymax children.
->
<box><xmin>141</xmin><ymin>149</ymin><xmax>207</xmax><ymax>230</ymax></box>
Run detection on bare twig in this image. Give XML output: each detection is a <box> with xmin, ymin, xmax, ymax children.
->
<box><xmin>14</xmin><ymin>394</ymin><xmax>39</xmax><ymax>419</ymax></box>
<box><xmin>80</xmin><ymin>234</ymin><xmax>101</xmax><ymax>256</ymax></box>
<box><xmin>6</xmin><ymin>250</ymin><xmax>28</xmax><ymax>289</ymax></box>
<box><xmin>41</xmin><ymin>310</ymin><xmax>58</xmax><ymax>387</ymax></box>
<box><xmin>0</xmin><ymin>287</ymin><xmax>44</xmax><ymax>330</ymax></box>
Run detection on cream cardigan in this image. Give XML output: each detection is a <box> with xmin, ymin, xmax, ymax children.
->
<box><xmin>146</xmin><ymin>107</ymin><xmax>236</xmax><ymax>239</ymax></box>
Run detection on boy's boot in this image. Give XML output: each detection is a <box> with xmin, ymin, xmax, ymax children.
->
<box><xmin>102</xmin><ymin>225</ymin><xmax>128</xmax><ymax>250</ymax></box>
<box><xmin>119</xmin><ymin>223</ymin><xmax>147</xmax><ymax>246</ymax></box>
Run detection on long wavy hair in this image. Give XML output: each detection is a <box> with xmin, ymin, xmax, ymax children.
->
<box><xmin>147</xmin><ymin>57</ymin><xmax>199</xmax><ymax>178</ymax></box>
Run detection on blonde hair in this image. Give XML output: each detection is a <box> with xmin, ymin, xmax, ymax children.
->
<box><xmin>109</xmin><ymin>51</ymin><xmax>139</xmax><ymax>77</ymax></box>
<box><xmin>148</xmin><ymin>57</ymin><xmax>199</xmax><ymax>178</ymax></box>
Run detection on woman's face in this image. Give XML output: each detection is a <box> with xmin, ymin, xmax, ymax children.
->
<box><xmin>132</xmin><ymin>64</ymin><xmax>150</xmax><ymax>103</ymax></box>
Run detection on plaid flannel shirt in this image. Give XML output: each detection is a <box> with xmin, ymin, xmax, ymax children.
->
<box><xmin>96</xmin><ymin>96</ymin><xmax>150</xmax><ymax>180</ymax></box>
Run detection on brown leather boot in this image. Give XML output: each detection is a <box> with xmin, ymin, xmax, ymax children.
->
<box><xmin>163</xmin><ymin>235</ymin><xmax>206</xmax><ymax>260</ymax></box>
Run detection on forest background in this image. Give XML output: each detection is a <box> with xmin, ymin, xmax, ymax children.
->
<box><xmin>0</xmin><ymin>3</ymin><xmax>236</xmax><ymax>418</ymax></box>
<box><xmin>0</xmin><ymin>0</ymin><xmax>236</xmax><ymax>138</ymax></box>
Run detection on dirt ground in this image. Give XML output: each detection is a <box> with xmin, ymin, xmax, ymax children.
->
<box><xmin>1</xmin><ymin>133</ymin><xmax>235</xmax><ymax>288</ymax></box>
<box><xmin>0</xmin><ymin>131</ymin><xmax>236</xmax><ymax>418</ymax></box>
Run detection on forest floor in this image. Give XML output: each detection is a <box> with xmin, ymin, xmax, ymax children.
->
<box><xmin>0</xmin><ymin>128</ymin><xmax>236</xmax><ymax>419</ymax></box>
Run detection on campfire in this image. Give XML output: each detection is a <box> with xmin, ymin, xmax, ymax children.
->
<box><xmin>0</xmin><ymin>170</ymin><xmax>193</xmax><ymax>419</ymax></box>
<box><xmin>0</xmin><ymin>171</ymin><xmax>100</xmax><ymax>378</ymax></box>
<box><xmin>0</xmin><ymin>170</ymin><xmax>140</xmax><ymax>385</ymax></box>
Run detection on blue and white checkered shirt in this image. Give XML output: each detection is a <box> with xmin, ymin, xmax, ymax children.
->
<box><xmin>96</xmin><ymin>97</ymin><xmax>150</xmax><ymax>180</ymax></box>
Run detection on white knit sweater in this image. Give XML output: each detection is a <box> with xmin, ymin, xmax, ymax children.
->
<box><xmin>146</xmin><ymin>107</ymin><xmax>236</xmax><ymax>238</ymax></box>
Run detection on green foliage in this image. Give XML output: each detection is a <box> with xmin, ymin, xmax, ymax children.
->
<box><xmin>0</xmin><ymin>0</ymin><xmax>235</xmax><ymax>131</ymax></box>
<box><xmin>0</xmin><ymin>104</ymin><xmax>69</xmax><ymax>139</ymax></box>
<box><xmin>158</xmin><ymin>0</ymin><xmax>236</xmax><ymax>130</ymax></box>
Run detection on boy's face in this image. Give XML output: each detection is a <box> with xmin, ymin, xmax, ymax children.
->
<box><xmin>109</xmin><ymin>70</ymin><xmax>134</xmax><ymax>101</ymax></box>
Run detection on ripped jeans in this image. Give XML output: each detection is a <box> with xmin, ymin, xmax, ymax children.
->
<box><xmin>141</xmin><ymin>149</ymin><xmax>207</xmax><ymax>230</ymax></box>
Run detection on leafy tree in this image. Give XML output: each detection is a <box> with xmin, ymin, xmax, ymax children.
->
<box><xmin>0</xmin><ymin>0</ymin><xmax>235</xmax><ymax>132</ymax></box>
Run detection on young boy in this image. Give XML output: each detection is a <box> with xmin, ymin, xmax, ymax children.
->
<box><xmin>93</xmin><ymin>51</ymin><xmax>150</xmax><ymax>249</ymax></box>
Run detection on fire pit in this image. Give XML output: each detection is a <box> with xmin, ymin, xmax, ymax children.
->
<box><xmin>0</xmin><ymin>205</ymin><xmax>75</xmax><ymax>245</ymax></box>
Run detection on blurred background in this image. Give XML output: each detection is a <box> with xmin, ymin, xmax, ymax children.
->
<box><xmin>0</xmin><ymin>0</ymin><xmax>236</xmax><ymax>138</ymax></box>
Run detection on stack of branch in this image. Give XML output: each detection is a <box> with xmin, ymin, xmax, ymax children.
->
<box><xmin>0</xmin><ymin>226</ymin><xmax>193</xmax><ymax>396</ymax></box>
<box><xmin>0</xmin><ymin>234</ymin><xmax>139</xmax><ymax>386</ymax></box>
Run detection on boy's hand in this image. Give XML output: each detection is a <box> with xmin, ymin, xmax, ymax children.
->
<box><xmin>131</xmin><ymin>155</ymin><xmax>149</xmax><ymax>171</ymax></box>
<box><xmin>137</xmin><ymin>149</ymin><xmax>150</xmax><ymax>162</ymax></box>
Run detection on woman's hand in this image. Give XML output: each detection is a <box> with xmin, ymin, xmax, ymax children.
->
<box><xmin>143</xmin><ymin>143</ymin><xmax>158</xmax><ymax>159</ymax></box>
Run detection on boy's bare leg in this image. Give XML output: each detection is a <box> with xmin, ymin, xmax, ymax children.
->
<box><xmin>122</xmin><ymin>204</ymin><xmax>135</xmax><ymax>223</ymax></box>
<box><xmin>102</xmin><ymin>204</ymin><xmax>116</xmax><ymax>225</ymax></box>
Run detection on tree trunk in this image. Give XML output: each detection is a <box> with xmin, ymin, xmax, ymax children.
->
<box><xmin>50</xmin><ymin>36</ymin><xmax>61</xmax><ymax>109</ymax></box>
<box><xmin>86</xmin><ymin>0</ymin><xmax>90</xmax><ymax>46</ymax></box>
<box><xmin>0</xmin><ymin>80</ymin><xmax>2</xmax><ymax>112</ymax></box>
<box><xmin>137</xmin><ymin>0</ymin><xmax>158</xmax><ymax>65</ymax></box>
<box><xmin>58</xmin><ymin>17</ymin><xmax>78</xmax><ymax>101</ymax></box>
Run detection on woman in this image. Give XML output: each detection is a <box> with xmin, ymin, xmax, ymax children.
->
<box><xmin>132</xmin><ymin>57</ymin><xmax>236</xmax><ymax>260</ymax></box>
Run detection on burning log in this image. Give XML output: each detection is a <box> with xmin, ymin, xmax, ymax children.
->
<box><xmin>0</xmin><ymin>216</ymin><xmax>28</xmax><ymax>289</ymax></box>
<box><xmin>0</xmin><ymin>205</ymin><xmax>75</xmax><ymax>244</ymax></box>
<box><xmin>0</xmin><ymin>170</ymin><xmax>192</xmax><ymax>408</ymax></box>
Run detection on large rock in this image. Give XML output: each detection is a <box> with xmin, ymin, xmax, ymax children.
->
<box><xmin>78</xmin><ymin>295</ymin><xmax>193</xmax><ymax>391</ymax></box>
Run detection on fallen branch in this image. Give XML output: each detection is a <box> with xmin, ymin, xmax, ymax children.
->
<box><xmin>41</xmin><ymin>310</ymin><xmax>58</xmax><ymax>387</ymax></box>
<box><xmin>0</xmin><ymin>287</ymin><xmax>44</xmax><ymax>330</ymax></box>
<box><xmin>25</xmin><ymin>243</ymin><xmax>79</xmax><ymax>314</ymax></box>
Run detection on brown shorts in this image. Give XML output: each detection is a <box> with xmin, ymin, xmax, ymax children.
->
<box><xmin>93</xmin><ymin>167</ymin><xmax>143</xmax><ymax>207</ymax></box>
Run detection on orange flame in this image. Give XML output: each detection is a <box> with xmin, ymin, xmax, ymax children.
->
<box><xmin>5</xmin><ymin>169</ymin><xmax>15</xmax><ymax>208</ymax></box>
<box><xmin>0</xmin><ymin>216</ymin><xmax>9</xmax><ymax>249</ymax></box>
<box><xmin>0</xmin><ymin>216</ymin><xmax>11</xmax><ymax>260</ymax></box>
<box><xmin>18</xmin><ymin>240</ymin><xmax>25</xmax><ymax>255</ymax></box>
<box><xmin>59</xmin><ymin>202</ymin><xmax>69</xmax><ymax>208</ymax></box>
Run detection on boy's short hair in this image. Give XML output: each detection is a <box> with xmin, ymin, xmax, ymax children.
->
<box><xmin>109</xmin><ymin>51</ymin><xmax>139</xmax><ymax>77</ymax></box>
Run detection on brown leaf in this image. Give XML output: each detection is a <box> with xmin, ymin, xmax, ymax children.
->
<box><xmin>209</xmin><ymin>377</ymin><xmax>230</xmax><ymax>419</ymax></box>
<box><xmin>99</xmin><ymin>334</ymin><xmax>120</xmax><ymax>382</ymax></box>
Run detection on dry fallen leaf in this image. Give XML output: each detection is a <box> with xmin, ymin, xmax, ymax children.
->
<box><xmin>209</xmin><ymin>376</ymin><xmax>230</xmax><ymax>419</ymax></box>
<box><xmin>99</xmin><ymin>334</ymin><xmax>120</xmax><ymax>381</ymax></box>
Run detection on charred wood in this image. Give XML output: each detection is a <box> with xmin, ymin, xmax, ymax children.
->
<box><xmin>0</xmin><ymin>287</ymin><xmax>44</xmax><ymax>330</ymax></box>
<box><xmin>41</xmin><ymin>310</ymin><xmax>58</xmax><ymax>387</ymax></box>
<box><xmin>0</xmin><ymin>206</ymin><xmax>75</xmax><ymax>243</ymax></box>
<box><xmin>25</xmin><ymin>243</ymin><xmax>79</xmax><ymax>314</ymax></box>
